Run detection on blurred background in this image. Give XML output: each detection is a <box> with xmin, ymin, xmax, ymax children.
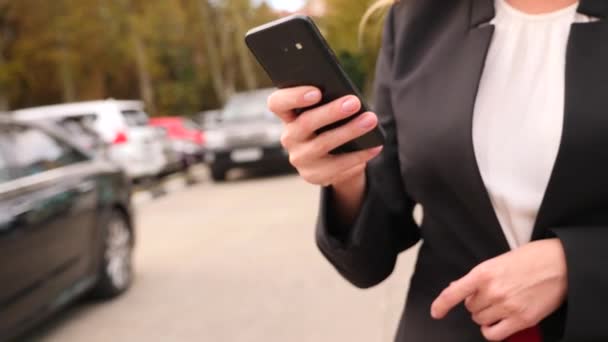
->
<box><xmin>0</xmin><ymin>0</ymin><xmax>386</xmax><ymax>113</ymax></box>
<box><xmin>0</xmin><ymin>0</ymin><xmax>418</xmax><ymax>341</ymax></box>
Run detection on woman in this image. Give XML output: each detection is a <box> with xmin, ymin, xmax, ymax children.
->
<box><xmin>268</xmin><ymin>0</ymin><xmax>608</xmax><ymax>341</ymax></box>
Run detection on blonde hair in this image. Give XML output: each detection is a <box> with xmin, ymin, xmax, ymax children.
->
<box><xmin>358</xmin><ymin>0</ymin><xmax>398</xmax><ymax>46</ymax></box>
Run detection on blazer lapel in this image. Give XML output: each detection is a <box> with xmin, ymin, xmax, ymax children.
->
<box><xmin>437</xmin><ymin>1</ymin><xmax>511</xmax><ymax>257</ymax></box>
<box><xmin>532</xmin><ymin>3</ymin><xmax>608</xmax><ymax>237</ymax></box>
<box><xmin>470</xmin><ymin>0</ymin><xmax>495</xmax><ymax>28</ymax></box>
<box><xmin>394</xmin><ymin>0</ymin><xmax>511</xmax><ymax>260</ymax></box>
<box><xmin>578</xmin><ymin>0</ymin><xmax>608</xmax><ymax>18</ymax></box>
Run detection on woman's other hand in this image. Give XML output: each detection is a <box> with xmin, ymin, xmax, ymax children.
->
<box><xmin>430</xmin><ymin>239</ymin><xmax>568</xmax><ymax>341</ymax></box>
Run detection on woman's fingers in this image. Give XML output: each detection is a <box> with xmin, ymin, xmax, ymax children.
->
<box><xmin>327</xmin><ymin>147</ymin><xmax>383</xmax><ymax>183</ymax></box>
<box><xmin>296</xmin><ymin>147</ymin><xmax>382</xmax><ymax>186</ymax></box>
<box><xmin>464</xmin><ymin>292</ymin><xmax>492</xmax><ymax>314</ymax></box>
<box><xmin>471</xmin><ymin>305</ymin><xmax>506</xmax><ymax>326</ymax></box>
<box><xmin>267</xmin><ymin>86</ymin><xmax>322</xmax><ymax>123</ymax></box>
<box><xmin>269</xmin><ymin>86</ymin><xmax>382</xmax><ymax>188</ymax></box>
<box><xmin>481</xmin><ymin>318</ymin><xmax>523</xmax><ymax>342</ymax></box>
<box><xmin>431</xmin><ymin>270</ymin><xmax>481</xmax><ymax>319</ymax></box>
<box><xmin>285</xmin><ymin>110</ymin><xmax>378</xmax><ymax>160</ymax></box>
<box><xmin>315</xmin><ymin>112</ymin><xmax>378</xmax><ymax>155</ymax></box>
<box><xmin>288</xmin><ymin>95</ymin><xmax>362</xmax><ymax>142</ymax></box>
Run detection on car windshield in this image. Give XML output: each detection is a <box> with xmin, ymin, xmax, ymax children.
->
<box><xmin>58</xmin><ymin>116</ymin><xmax>102</xmax><ymax>150</ymax></box>
<box><xmin>183</xmin><ymin>119</ymin><xmax>201</xmax><ymax>131</ymax></box>
<box><xmin>221</xmin><ymin>91</ymin><xmax>275</xmax><ymax>122</ymax></box>
<box><xmin>122</xmin><ymin>110</ymin><xmax>149</xmax><ymax>127</ymax></box>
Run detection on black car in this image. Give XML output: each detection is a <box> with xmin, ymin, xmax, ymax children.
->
<box><xmin>204</xmin><ymin>88</ymin><xmax>288</xmax><ymax>181</ymax></box>
<box><xmin>0</xmin><ymin>117</ymin><xmax>135</xmax><ymax>340</ymax></box>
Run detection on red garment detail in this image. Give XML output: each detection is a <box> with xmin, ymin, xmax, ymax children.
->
<box><xmin>506</xmin><ymin>326</ymin><xmax>542</xmax><ymax>342</ymax></box>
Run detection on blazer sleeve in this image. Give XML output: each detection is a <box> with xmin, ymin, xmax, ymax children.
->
<box><xmin>550</xmin><ymin>226</ymin><xmax>608</xmax><ymax>341</ymax></box>
<box><xmin>315</xmin><ymin>6</ymin><xmax>421</xmax><ymax>289</ymax></box>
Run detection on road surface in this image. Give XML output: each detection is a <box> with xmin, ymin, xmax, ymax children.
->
<box><xmin>32</xmin><ymin>170</ymin><xmax>419</xmax><ymax>342</ymax></box>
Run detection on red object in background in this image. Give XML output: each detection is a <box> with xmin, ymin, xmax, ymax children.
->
<box><xmin>149</xmin><ymin>117</ymin><xmax>205</xmax><ymax>145</ymax></box>
<box><xmin>113</xmin><ymin>131</ymin><xmax>129</xmax><ymax>144</ymax></box>
<box><xmin>507</xmin><ymin>326</ymin><xmax>542</xmax><ymax>342</ymax></box>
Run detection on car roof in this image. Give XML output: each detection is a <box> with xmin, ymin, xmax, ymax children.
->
<box><xmin>0</xmin><ymin>113</ymin><xmax>96</xmax><ymax>157</ymax></box>
<box><xmin>0</xmin><ymin>112</ymin><xmax>64</xmax><ymax>131</ymax></box>
<box><xmin>0</xmin><ymin>113</ymin><xmax>19</xmax><ymax>124</ymax></box>
<box><xmin>12</xmin><ymin>99</ymin><xmax>144</xmax><ymax>121</ymax></box>
<box><xmin>227</xmin><ymin>88</ymin><xmax>276</xmax><ymax>103</ymax></box>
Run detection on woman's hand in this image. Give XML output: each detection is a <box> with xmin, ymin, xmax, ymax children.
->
<box><xmin>267</xmin><ymin>86</ymin><xmax>383</xmax><ymax>188</ymax></box>
<box><xmin>430</xmin><ymin>239</ymin><xmax>568</xmax><ymax>341</ymax></box>
<box><xmin>268</xmin><ymin>86</ymin><xmax>383</xmax><ymax>225</ymax></box>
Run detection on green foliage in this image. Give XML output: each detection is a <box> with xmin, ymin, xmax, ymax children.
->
<box><xmin>0</xmin><ymin>0</ymin><xmax>387</xmax><ymax>115</ymax></box>
<box><xmin>338</xmin><ymin>51</ymin><xmax>366</xmax><ymax>91</ymax></box>
<box><xmin>0</xmin><ymin>0</ymin><xmax>278</xmax><ymax>115</ymax></box>
<box><xmin>319</xmin><ymin>0</ymin><xmax>388</xmax><ymax>98</ymax></box>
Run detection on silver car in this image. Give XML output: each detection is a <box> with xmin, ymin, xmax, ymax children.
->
<box><xmin>205</xmin><ymin>88</ymin><xmax>288</xmax><ymax>181</ymax></box>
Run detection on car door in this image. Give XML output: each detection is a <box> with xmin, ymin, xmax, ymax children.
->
<box><xmin>0</xmin><ymin>123</ymin><xmax>99</xmax><ymax>337</ymax></box>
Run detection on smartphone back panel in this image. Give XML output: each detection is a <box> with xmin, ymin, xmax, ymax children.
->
<box><xmin>246</xmin><ymin>15</ymin><xmax>385</xmax><ymax>154</ymax></box>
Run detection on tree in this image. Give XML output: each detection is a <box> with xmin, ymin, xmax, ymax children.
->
<box><xmin>0</xmin><ymin>0</ymin><xmax>280</xmax><ymax>114</ymax></box>
<box><xmin>226</xmin><ymin>0</ymin><xmax>258</xmax><ymax>91</ymax></box>
<box><xmin>319</xmin><ymin>0</ymin><xmax>387</xmax><ymax>97</ymax></box>
<box><xmin>196</xmin><ymin>0</ymin><xmax>228</xmax><ymax>104</ymax></box>
<box><xmin>0</xmin><ymin>2</ymin><xmax>14</xmax><ymax>111</ymax></box>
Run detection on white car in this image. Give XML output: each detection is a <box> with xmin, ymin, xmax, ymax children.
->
<box><xmin>13</xmin><ymin>100</ymin><xmax>167</xmax><ymax>182</ymax></box>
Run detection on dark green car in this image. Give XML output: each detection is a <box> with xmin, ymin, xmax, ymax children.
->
<box><xmin>0</xmin><ymin>117</ymin><xmax>135</xmax><ymax>340</ymax></box>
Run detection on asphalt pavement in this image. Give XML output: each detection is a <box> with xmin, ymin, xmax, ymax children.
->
<box><xmin>30</xmin><ymin>168</ymin><xmax>419</xmax><ymax>342</ymax></box>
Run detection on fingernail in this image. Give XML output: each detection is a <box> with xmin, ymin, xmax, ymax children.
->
<box><xmin>342</xmin><ymin>98</ymin><xmax>359</xmax><ymax>113</ymax></box>
<box><xmin>358</xmin><ymin>113</ymin><xmax>376</xmax><ymax>129</ymax></box>
<box><xmin>304</xmin><ymin>90</ymin><xmax>321</xmax><ymax>103</ymax></box>
<box><xmin>369</xmin><ymin>146</ymin><xmax>383</xmax><ymax>155</ymax></box>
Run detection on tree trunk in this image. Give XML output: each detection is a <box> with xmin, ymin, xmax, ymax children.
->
<box><xmin>229</xmin><ymin>5</ymin><xmax>257</xmax><ymax>90</ymax></box>
<box><xmin>0</xmin><ymin>31</ymin><xmax>8</xmax><ymax>111</ymax></box>
<box><xmin>56</xmin><ymin>27</ymin><xmax>76</xmax><ymax>103</ymax></box>
<box><xmin>80</xmin><ymin>67</ymin><xmax>107</xmax><ymax>100</ymax></box>
<box><xmin>198</xmin><ymin>0</ymin><xmax>227</xmax><ymax>104</ymax></box>
<box><xmin>58</xmin><ymin>48</ymin><xmax>76</xmax><ymax>102</ymax></box>
<box><xmin>0</xmin><ymin>95</ymin><xmax>7</xmax><ymax>112</ymax></box>
<box><xmin>219</xmin><ymin>11</ymin><xmax>235</xmax><ymax>98</ymax></box>
<box><xmin>132</xmin><ymin>32</ymin><xmax>155</xmax><ymax>113</ymax></box>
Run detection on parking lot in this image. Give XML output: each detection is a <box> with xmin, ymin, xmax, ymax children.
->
<box><xmin>27</xmin><ymin>168</ymin><xmax>419</xmax><ymax>342</ymax></box>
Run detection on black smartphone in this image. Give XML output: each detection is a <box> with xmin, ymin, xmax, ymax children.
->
<box><xmin>245</xmin><ymin>15</ymin><xmax>385</xmax><ymax>154</ymax></box>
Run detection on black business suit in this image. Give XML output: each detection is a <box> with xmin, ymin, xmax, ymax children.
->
<box><xmin>316</xmin><ymin>0</ymin><xmax>608</xmax><ymax>341</ymax></box>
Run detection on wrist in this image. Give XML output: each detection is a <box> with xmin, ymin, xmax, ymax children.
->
<box><xmin>330</xmin><ymin>170</ymin><xmax>366</xmax><ymax>226</ymax></box>
<box><xmin>333</xmin><ymin>167</ymin><xmax>365</xmax><ymax>191</ymax></box>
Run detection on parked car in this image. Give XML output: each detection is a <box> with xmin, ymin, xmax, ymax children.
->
<box><xmin>154</xmin><ymin>126</ymin><xmax>185</xmax><ymax>177</ymax></box>
<box><xmin>53</xmin><ymin>114</ymin><xmax>107</xmax><ymax>156</ymax></box>
<box><xmin>204</xmin><ymin>88</ymin><xmax>287</xmax><ymax>181</ymax></box>
<box><xmin>149</xmin><ymin>117</ymin><xmax>205</xmax><ymax>169</ymax></box>
<box><xmin>0</xmin><ymin>117</ymin><xmax>135</xmax><ymax>340</ymax></box>
<box><xmin>197</xmin><ymin>109</ymin><xmax>222</xmax><ymax>130</ymax></box>
<box><xmin>13</xmin><ymin>100</ymin><xmax>168</xmax><ymax>184</ymax></box>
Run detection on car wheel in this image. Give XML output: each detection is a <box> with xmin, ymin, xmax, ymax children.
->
<box><xmin>91</xmin><ymin>210</ymin><xmax>134</xmax><ymax>299</ymax></box>
<box><xmin>210</xmin><ymin>165</ymin><xmax>227</xmax><ymax>182</ymax></box>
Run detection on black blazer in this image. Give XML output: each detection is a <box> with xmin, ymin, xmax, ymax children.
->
<box><xmin>316</xmin><ymin>0</ymin><xmax>608</xmax><ymax>341</ymax></box>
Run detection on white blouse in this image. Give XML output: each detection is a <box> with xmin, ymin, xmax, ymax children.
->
<box><xmin>472</xmin><ymin>0</ymin><xmax>594</xmax><ymax>249</ymax></box>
